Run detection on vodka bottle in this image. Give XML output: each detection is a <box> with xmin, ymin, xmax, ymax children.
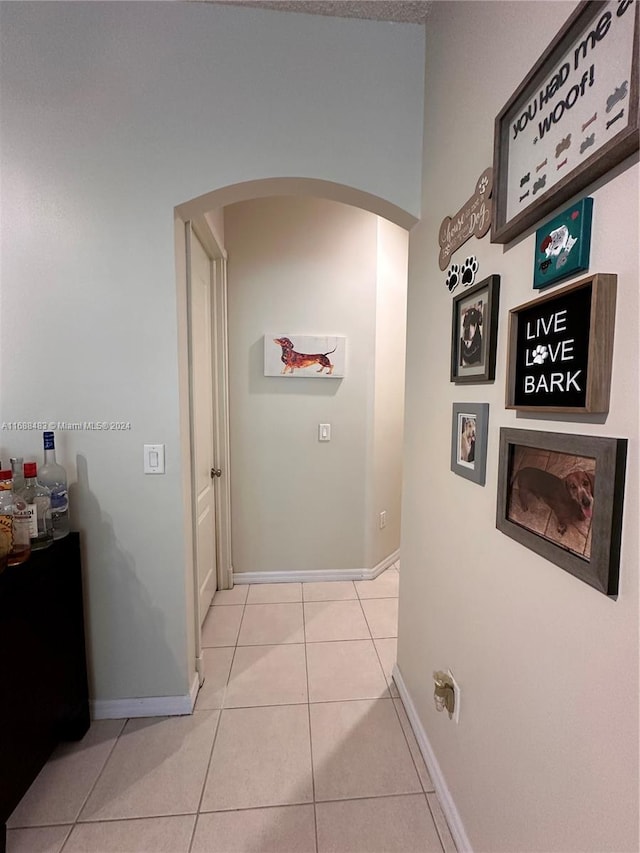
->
<box><xmin>0</xmin><ymin>470</ymin><xmax>31</xmax><ymax>566</ymax></box>
<box><xmin>20</xmin><ymin>463</ymin><xmax>53</xmax><ymax>550</ymax></box>
<box><xmin>38</xmin><ymin>432</ymin><xmax>69</xmax><ymax>539</ymax></box>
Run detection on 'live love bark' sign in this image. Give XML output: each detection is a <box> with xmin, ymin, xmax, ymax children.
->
<box><xmin>506</xmin><ymin>274</ymin><xmax>617</xmax><ymax>413</ymax></box>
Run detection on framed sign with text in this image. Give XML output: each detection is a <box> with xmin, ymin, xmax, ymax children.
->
<box><xmin>506</xmin><ymin>273</ymin><xmax>617</xmax><ymax>413</ymax></box>
<box><xmin>492</xmin><ymin>0</ymin><xmax>638</xmax><ymax>244</ymax></box>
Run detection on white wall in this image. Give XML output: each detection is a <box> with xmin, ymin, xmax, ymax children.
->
<box><xmin>0</xmin><ymin>2</ymin><xmax>425</xmax><ymax>702</ymax></box>
<box><xmin>399</xmin><ymin>2</ymin><xmax>639</xmax><ymax>851</ymax></box>
<box><xmin>369</xmin><ymin>219</ymin><xmax>408</xmax><ymax>566</ymax></box>
<box><xmin>224</xmin><ymin>196</ymin><xmax>406</xmax><ymax>574</ymax></box>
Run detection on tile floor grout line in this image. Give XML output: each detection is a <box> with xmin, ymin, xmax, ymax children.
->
<box><xmin>201</xmin><ymin>694</ymin><xmax>401</xmax><ymax>713</ymax></box>
<box><xmin>220</xmin><ymin>592</ymin><xmax>246</xmax><ymax>707</ymax></box>
<box><xmin>425</xmin><ymin>792</ymin><xmax>449</xmax><ymax>853</ymax></box>
<box><xmin>389</xmin><ymin>692</ymin><xmax>431</xmax><ymax>795</ymax></box>
<box><xmin>369</xmin><ymin>633</ymin><xmax>394</xmax><ymax>700</ymax></box>
<box><xmin>355</xmin><ymin>588</ymin><xmax>375</xmax><ymax>642</ymax></box>
<box><xmin>58</xmin><ymin>716</ymin><xmax>128</xmax><ymax>843</ymax></box>
<box><xmin>194</xmin><ymin>789</ymin><xmax>431</xmax><ymax>812</ymax></box>
<box><xmin>187</xmin><ymin>591</ymin><xmax>249</xmax><ymax>852</ymax></box>
<box><xmin>301</xmin><ymin>597</ymin><xmax>320</xmax><ymax>853</ymax></box>
<box><xmin>13</xmin><ymin>822</ymin><xmax>74</xmax><ymax>853</ymax></box>
<box><xmin>188</xmin><ymin>706</ymin><xmax>223</xmax><ymax>853</ymax></box>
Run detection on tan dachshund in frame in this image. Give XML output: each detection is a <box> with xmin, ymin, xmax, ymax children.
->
<box><xmin>459</xmin><ymin>417</ymin><xmax>476</xmax><ymax>463</ymax></box>
<box><xmin>514</xmin><ymin>467</ymin><xmax>594</xmax><ymax>535</ymax></box>
<box><xmin>274</xmin><ymin>337</ymin><xmax>336</xmax><ymax>375</ymax></box>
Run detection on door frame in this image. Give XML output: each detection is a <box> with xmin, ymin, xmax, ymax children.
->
<box><xmin>187</xmin><ymin>216</ymin><xmax>233</xmax><ymax>592</ymax></box>
<box><xmin>182</xmin><ymin>215</ymin><xmax>233</xmax><ymax>683</ymax></box>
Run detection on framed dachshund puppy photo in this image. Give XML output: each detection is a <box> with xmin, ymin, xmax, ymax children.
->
<box><xmin>450</xmin><ymin>275</ymin><xmax>500</xmax><ymax>383</ymax></box>
<box><xmin>451</xmin><ymin>403</ymin><xmax>489</xmax><ymax>486</ymax></box>
<box><xmin>496</xmin><ymin>428</ymin><xmax>627</xmax><ymax>597</ymax></box>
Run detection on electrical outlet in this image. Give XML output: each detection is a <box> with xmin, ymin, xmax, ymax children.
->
<box><xmin>447</xmin><ymin>669</ymin><xmax>461</xmax><ymax>723</ymax></box>
<box><xmin>379</xmin><ymin>510</ymin><xmax>387</xmax><ymax>529</ymax></box>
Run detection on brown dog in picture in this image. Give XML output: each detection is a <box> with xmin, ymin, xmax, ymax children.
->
<box><xmin>514</xmin><ymin>467</ymin><xmax>594</xmax><ymax>535</ymax></box>
<box><xmin>274</xmin><ymin>337</ymin><xmax>336</xmax><ymax>375</ymax></box>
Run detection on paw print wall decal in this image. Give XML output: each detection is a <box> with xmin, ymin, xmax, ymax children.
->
<box><xmin>446</xmin><ymin>263</ymin><xmax>460</xmax><ymax>292</ymax></box>
<box><xmin>532</xmin><ymin>344</ymin><xmax>549</xmax><ymax>364</ymax></box>
<box><xmin>461</xmin><ymin>256</ymin><xmax>479</xmax><ymax>287</ymax></box>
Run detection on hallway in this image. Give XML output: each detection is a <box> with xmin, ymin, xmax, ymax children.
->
<box><xmin>7</xmin><ymin>565</ymin><xmax>455</xmax><ymax>852</ymax></box>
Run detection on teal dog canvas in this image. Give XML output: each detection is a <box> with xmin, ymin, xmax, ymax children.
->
<box><xmin>533</xmin><ymin>197</ymin><xmax>593</xmax><ymax>290</ymax></box>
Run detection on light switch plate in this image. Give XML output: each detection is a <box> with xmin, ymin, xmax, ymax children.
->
<box><xmin>144</xmin><ymin>444</ymin><xmax>165</xmax><ymax>474</ymax></box>
<box><xmin>318</xmin><ymin>423</ymin><xmax>331</xmax><ymax>442</ymax></box>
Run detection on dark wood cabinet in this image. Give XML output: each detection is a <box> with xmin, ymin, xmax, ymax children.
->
<box><xmin>0</xmin><ymin>533</ymin><xmax>89</xmax><ymax>851</ymax></box>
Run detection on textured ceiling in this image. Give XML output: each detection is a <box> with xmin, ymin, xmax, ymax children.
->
<box><xmin>206</xmin><ymin>1</ymin><xmax>433</xmax><ymax>24</ymax></box>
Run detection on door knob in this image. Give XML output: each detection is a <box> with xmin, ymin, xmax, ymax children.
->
<box><xmin>211</xmin><ymin>468</ymin><xmax>222</xmax><ymax>478</ymax></box>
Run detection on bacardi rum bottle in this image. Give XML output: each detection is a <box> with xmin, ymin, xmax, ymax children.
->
<box><xmin>0</xmin><ymin>470</ymin><xmax>31</xmax><ymax>566</ymax></box>
<box><xmin>20</xmin><ymin>463</ymin><xmax>53</xmax><ymax>550</ymax></box>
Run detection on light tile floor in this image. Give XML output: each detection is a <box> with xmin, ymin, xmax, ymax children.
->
<box><xmin>7</xmin><ymin>563</ymin><xmax>457</xmax><ymax>853</ymax></box>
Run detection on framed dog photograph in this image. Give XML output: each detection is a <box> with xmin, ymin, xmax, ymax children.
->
<box><xmin>264</xmin><ymin>334</ymin><xmax>346</xmax><ymax>378</ymax></box>
<box><xmin>496</xmin><ymin>428</ymin><xmax>627</xmax><ymax>597</ymax></box>
<box><xmin>450</xmin><ymin>274</ymin><xmax>500</xmax><ymax>383</ymax></box>
<box><xmin>451</xmin><ymin>403</ymin><xmax>489</xmax><ymax>486</ymax></box>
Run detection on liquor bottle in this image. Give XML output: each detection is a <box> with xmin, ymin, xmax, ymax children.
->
<box><xmin>38</xmin><ymin>432</ymin><xmax>69</xmax><ymax>539</ymax></box>
<box><xmin>20</xmin><ymin>463</ymin><xmax>53</xmax><ymax>550</ymax></box>
<box><xmin>0</xmin><ymin>469</ymin><xmax>31</xmax><ymax>566</ymax></box>
<box><xmin>10</xmin><ymin>457</ymin><xmax>25</xmax><ymax>493</ymax></box>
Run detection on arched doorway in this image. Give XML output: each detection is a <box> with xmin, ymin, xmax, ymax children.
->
<box><xmin>175</xmin><ymin>177</ymin><xmax>416</xmax><ymax>696</ymax></box>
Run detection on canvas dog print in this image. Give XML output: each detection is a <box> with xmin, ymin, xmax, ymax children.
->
<box><xmin>264</xmin><ymin>334</ymin><xmax>346</xmax><ymax>378</ymax></box>
<box><xmin>507</xmin><ymin>444</ymin><xmax>595</xmax><ymax>560</ymax></box>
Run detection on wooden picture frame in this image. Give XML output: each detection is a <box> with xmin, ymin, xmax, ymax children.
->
<box><xmin>492</xmin><ymin>0</ymin><xmax>639</xmax><ymax>245</ymax></box>
<box><xmin>450</xmin><ymin>275</ymin><xmax>500</xmax><ymax>384</ymax></box>
<box><xmin>506</xmin><ymin>273</ymin><xmax>616</xmax><ymax>413</ymax></box>
<box><xmin>496</xmin><ymin>428</ymin><xmax>627</xmax><ymax>597</ymax></box>
<box><xmin>450</xmin><ymin>403</ymin><xmax>489</xmax><ymax>486</ymax></box>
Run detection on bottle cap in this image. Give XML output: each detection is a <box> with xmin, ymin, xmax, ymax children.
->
<box><xmin>0</xmin><ymin>470</ymin><xmax>12</xmax><ymax>481</ymax></box>
<box><xmin>43</xmin><ymin>432</ymin><xmax>55</xmax><ymax>450</ymax></box>
<box><xmin>23</xmin><ymin>462</ymin><xmax>37</xmax><ymax>478</ymax></box>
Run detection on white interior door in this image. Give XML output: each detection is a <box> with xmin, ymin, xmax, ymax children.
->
<box><xmin>188</xmin><ymin>228</ymin><xmax>217</xmax><ymax>626</ymax></box>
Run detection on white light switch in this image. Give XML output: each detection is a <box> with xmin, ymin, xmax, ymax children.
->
<box><xmin>144</xmin><ymin>444</ymin><xmax>165</xmax><ymax>474</ymax></box>
<box><xmin>318</xmin><ymin>424</ymin><xmax>331</xmax><ymax>442</ymax></box>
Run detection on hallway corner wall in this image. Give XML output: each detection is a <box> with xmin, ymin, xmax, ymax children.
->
<box><xmin>399</xmin><ymin>2</ymin><xmax>639</xmax><ymax>851</ymax></box>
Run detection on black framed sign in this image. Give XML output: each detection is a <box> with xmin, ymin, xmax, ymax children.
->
<box><xmin>492</xmin><ymin>0</ymin><xmax>639</xmax><ymax>244</ymax></box>
<box><xmin>506</xmin><ymin>273</ymin><xmax>616</xmax><ymax>413</ymax></box>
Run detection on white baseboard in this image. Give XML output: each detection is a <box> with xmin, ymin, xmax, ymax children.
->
<box><xmin>91</xmin><ymin>673</ymin><xmax>201</xmax><ymax>720</ymax></box>
<box><xmin>233</xmin><ymin>549</ymin><xmax>399</xmax><ymax>585</ymax></box>
<box><xmin>392</xmin><ymin>663</ymin><xmax>473</xmax><ymax>853</ymax></box>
